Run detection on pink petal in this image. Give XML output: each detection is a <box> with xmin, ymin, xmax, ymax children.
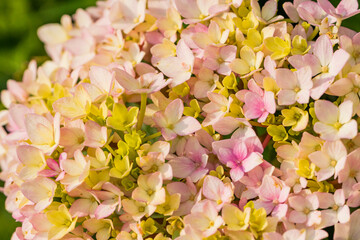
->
<box><xmin>338</xmin><ymin>120</ymin><xmax>358</xmax><ymax>139</ymax></box>
<box><xmin>348</xmin><ymin>190</ymin><xmax>360</xmax><ymax>207</ymax></box>
<box><xmin>309</xmin><ymin>151</ymin><xmax>330</xmax><ymax>169</ymax></box>
<box><xmin>272</xmin><ymin>203</ymin><xmax>288</xmax><ymax>219</ymax></box>
<box><xmin>316</xmin><ymin>192</ymin><xmax>335</xmax><ymax>208</ymax></box>
<box><xmin>243</xmin><ymin>93</ymin><xmax>264</xmax><ymax>119</ymax></box>
<box><xmin>153</xmin><ymin>112</ymin><xmax>167</xmax><ymax>128</ymax></box>
<box><xmin>69</xmin><ymin>199</ymin><xmax>97</xmax><ymax>217</ymax></box>
<box><xmin>17</xmin><ymin>145</ymin><xmax>45</xmax><ymax>166</ymax></box>
<box><xmin>95</xmin><ymin>203</ymin><xmax>117</xmax><ymax>219</ymax></box>
<box><xmin>135</xmin><ymin>62</ymin><xmax>157</xmax><ymax>75</ymax></box>
<box><xmin>203</xmin><ymin>58</ymin><xmax>219</xmax><ymax>71</ymax></box>
<box><xmin>329</xmin><ymin>77</ymin><xmax>353</xmax><ymax>96</ymax></box>
<box><xmin>259</xmin><ymin>175</ymin><xmax>279</xmax><ymax>201</ymax></box>
<box><xmin>339</xmin><ymin>100</ymin><xmax>353</xmax><ymax>124</ymax></box>
<box><xmin>157</xmin><ymin>57</ymin><xmax>185</xmax><ymax>78</ymax></box>
<box><xmin>283</xmin><ymin>2</ymin><xmax>300</xmax><ymax>22</ymax></box>
<box><xmin>307</xmin><ymin>210</ymin><xmax>322</xmax><ymax>226</ymax></box>
<box><xmin>318</xmin><ymin>0</ymin><xmax>336</xmax><ymax>16</ymax></box>
<box><xmin>173</xmin><ymin>116</ymin><xmax>201</xmax><ymax>136</ymax></box>
<box><xmin>213</xmin><ymin>117</ymin><xmax>242</xmax><ymax>135</ymax></box>
<box><xmin>325</xmin><ymin>140</ymin><xmax>347</xmax><ymax>164</ymax></box>
<box><xmin>203</xmin><ymin>175</ymin><xmax>223</xmax><ymax>201</ymax></box>
<box><xmin>165</xmin><ymin>99</ymin><xmax>184</xmax><ymax>124</ymax></box>
<box><xmin>298</xmin><ymin>1</ymin><xmax>328</xmax><ymax>24</ymax></box>
<box><xmin>218</xmin><ymin>147</ymin><xmax>236</xmax><ymax>165</ymax></box>
<box><xmin>264</xmin><ymin>91</ymin><xmax>276</xmax><ymax>113</ymax></box>
<box><xmin>296</xmin><ymin>66</ymin><xmax>313</xmax><ymax>89</ymax></box>
<box><xmin>334</xmin><ymin>189</ymin><xmax>346</xmax><ymax>206</ymax></box>
<box><xmin>303</xmin><ymin>54</ymin><xmax>322</xmax><ymax>76</ymax></box>
<box><xmin>89</xmin><ymin>66</ymin><xmax>113</xmax><ymax>92</ymax></box>
<box><xmin>242</xmin><ymin>152</ymin><xmax>263</xmax><ymax>172</ymax></box>
<box><xmin>7</xmin><ymin>80</ymin><xmax>28</xmax><ymax>102</ymax></box>
<box><xmin>174</xmin><ymin>0</ymin><xmax>201</xmax><ymax>19</ymax></box>
<box><xmin>169</xmin><ymin>157</ymin><xmax>196</xmax><ymax>179</ymax></box>
<box><xmin>334</xmin><ymin>222</ymin><xmax>351</xmax><ymax>239</ymax></box>
<box><xmin>339</xmin><ymin>34</ymin><xmax>353</xmax><ymax>52</ymax></box>
<box><xmin>254</xmin><ymin>200</ymin><xmax>275</xmax><ymax>214</ymax></box>
<box><xmin>247</xmin><ymin>79</ymin><xmax>264</xmax><ymax>96</ymax></box>
<box><xmin>114</xmin><ymin>69</ymin><xmax>139</xmax><ymax>91</ymax></box>
<box><xmin>167</xmin><ymin>182</ymin><xmax>191</xmax><ymax>201</ymax></box>
<box><xmin>217</xmin><ymin>63</ymin><xmax>231</xmax><ymax>75</ymax></box>
<box><xmin>262</xmin><ymin>0</ymin><xmax>278</xmax><ymax>21</ymax></box>
<box><xmin>177</xmin><ymin>39</ymin><xmax>194</xmax><ymax>64</ymax></box>
<box><xmin>314</xmin><ymin>122</ymin><xmax>339</xmax><ymax>140</ymax></box>
<box><xmin>233</xmin><ymin>141</ymin><xmax>248</xmax><ymax>160</ymax></box>
<box><xmin>337</xmin><ymin>0</ymin><xmax>359</xmax><ymax>17</ymax></box>
<box><xmin>320</xmin><ymin>210</ymin><xmax>338</xmax><ymax>229</ymax></box>
<box><xmin>289</xmin><ymin>210</ymin><xmax>307</xmax><ymax>223</ymax></box>
<box><xmin>220</xmin><ymin>45</ymin><xmax>237</xmax><ymax>62</ymax></box>
<box><xmin>258</xmin><ymin>112</ymin><xmax>269</xmax><ymax>123</ymax></box>
<box><xmin>190</xmin><ymin>168</ymin><xmax>208</xmax><ymax>182</ymax></box>
<box><xmin>84</xmin><ymin>121</ymin><xmax>107</xmax><ymax>148</ymax></box>
<box><xmin>337</xmin><ymin>205</ymin><xmax>350</xmax><ymax>223</ymax></box>
<box><xmin>314</xmin><ymin>35</ymin><xmax>333</xmax><ymax>67</ymax></box>
<box><xmin>314</xmin><ymin>100</ymin><xmax>338</xmax><ymax>124</ymax></box>
<box><xmin>278</xmin><ymin>186</ymin><xmax>290</xmax><ymax>203</ymax></box>
<box><xmin>39</xmin><ymin>169</ymin><xmax>58</xmax><ymax>178</ymax></box>
<box><xmin>278</xmin><ymin>90</ymin><xmax>297</xmax><ymax>105</ymax></box>
<box><xmin>296</xmin><ymin>90</ymin><xmax>310</xmax><ymax>104</ymax></box>
<box><xmin>311</xmin><ymin>74</ymin><xmax>335</xmax><ymax>100</ymax></box>
<box><xmin>46</xmin><ymin>158</ymin><xmax>60</xmax><ymax>171</ymax></box>
<box><xmin>230</xmin><ymin>167</ymin><xmax>245</xmax><ymax>182</ymax></box>
<box><xmin>317</xmin><ymin>167</ymin><xmax>335</xmax><ymax>181</ymax></box>
<box><xmin>329</xmin><ymin>49</ymin><xmax>349</xmax><ymax>76</ymax></box>
<box><xmin>275</xmin><ymin>69</ymin><xmax>297</xmax><ymax>89</ymax></box>
<box><xmin>207</xmin><ymin>91</ymin><xmax>229</xmax><ymax>106</ymax></box>
<box><xmin>289</xmin><ymin>196</ymin><xmax>306</xmax><ymax>211</ymax></box>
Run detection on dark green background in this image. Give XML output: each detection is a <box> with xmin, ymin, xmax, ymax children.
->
<box><xmin>0</xmin><ymin>1</ymin><xmax>97</xmax><ymax>238</ymax></box>
<box><xmin>0</xmin><ymin>0</ymin><xmax>359</xmax><ymax>239</ymax></box>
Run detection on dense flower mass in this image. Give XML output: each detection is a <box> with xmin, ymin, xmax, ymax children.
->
<box><xmin>1</xmin><ymin>0</ymin><xmax>360</xmax><ymax>239</ymax></box>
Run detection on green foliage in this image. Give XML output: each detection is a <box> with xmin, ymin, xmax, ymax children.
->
<box><xmin>0</xmin><ymin>194</ymin><xmax>20</xmax><ymax>239</ymax></box>
<box><xmin>0</xmin><ymin>0</ymin><xmax>97</xmax><ymax>90</ymax></box>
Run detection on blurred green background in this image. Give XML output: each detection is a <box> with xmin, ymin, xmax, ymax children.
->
<box><xmin>0</xmin><ymin>1</ymin><xmax>97</xmax><ymax>239</ymax></box>
<box><xmin>0</xmin><ymin>0</ymin><xmax>359</xmax><ymax>239</ymax></box>
<box><xmin>0</xmin><ymin>0</ymin><xmax>97</xmax><ymax>90</ymax></box>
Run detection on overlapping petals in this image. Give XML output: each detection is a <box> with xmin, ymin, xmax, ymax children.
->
<box><xmin>0</xmin><ymin>0</ymin><xmax>359</xmax><ymax>239</ymax></box>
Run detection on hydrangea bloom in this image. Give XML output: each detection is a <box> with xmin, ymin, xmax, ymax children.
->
<box><xmin>0</xmin><ymin>0</ymin><xmax>360</xmax><ymax>239</ymax></box>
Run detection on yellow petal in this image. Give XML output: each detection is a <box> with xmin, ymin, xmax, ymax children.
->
<box><xmin>25</xmin><ymin>114</ymin><xmax>54</xmax><ymax>145</ymax></box>
<box><xmin>53</xmin><ymin>85</ymin><xmax>91</xmax><ymax>119</ymax></box>
<box><xmin>230</xmin><ymin>59</ymin><xmax>250</xmax><ymax>75</ymax></box>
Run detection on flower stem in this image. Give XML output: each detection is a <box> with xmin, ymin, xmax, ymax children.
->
<box><xmin>336</xmin><ymin>19</ymin><xmax>342</xmax><ymax>29</ymax></box>
<box><xmin>241</xmin><ymin>77</ymin><xmax>248</xmax><ymax>89</ymax></box>
<box><xmin>329</xmin><ymin>180</ymin><xmax>341</xmax><ymax>189</ymax></box>
<box><xmin>262</xmin><ymin>134</ymin><xmax>272</xmax><ymax>149</ymax></box>
<box><xmin>249</xmin><ymin>121</ymin><xmax>267</xmax><ymax>128</ymax></box>
<box><xmin>143</xmin><ymin>132</ymin><xmax>162</xmax><ymax>142</ymax></box>
<box><xmin>136</xmin><ymin>93</ymin><xmax>148</xmax><ymax>131</ymax></box>
<box><xmin>308</xmin><ymin>26</ymin><xmax>319</xmax><ymax>41</ymax></box>
<box><xmin>104</xmin><ymin>143</ymin><xmax>117</xmax><ymax>156</ymax></box>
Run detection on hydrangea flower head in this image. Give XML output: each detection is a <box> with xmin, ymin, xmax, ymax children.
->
<box><xmin>0</xmin><ymin>0</ymin><xmax>359</xmax><ymax>239</ymax></box>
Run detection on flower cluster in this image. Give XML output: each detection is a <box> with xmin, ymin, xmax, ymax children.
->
<box><xmin>1</xmin><ymin>0</ymin><xmax>360</xmax><ymax>239</ymax></box>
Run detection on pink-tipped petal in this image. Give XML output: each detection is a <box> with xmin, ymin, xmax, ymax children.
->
<box><xmin>314</xmin><ymin>35</ymin><xmax>333</xmax><ymax>67</ymax></box>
